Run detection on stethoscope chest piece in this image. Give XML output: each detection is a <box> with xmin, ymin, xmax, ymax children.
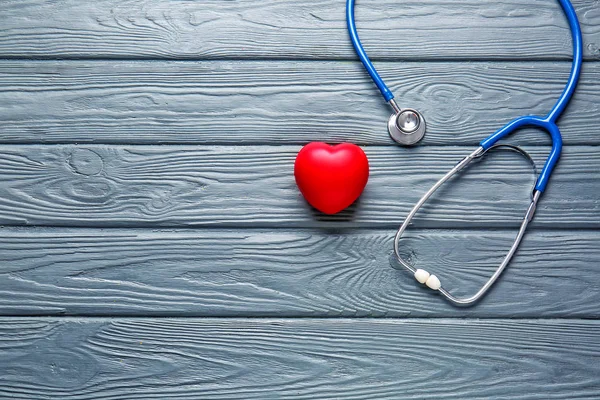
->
<box><xmin>388</xmin><ymin>108</ymin><xmax>426</xmax><ymax>146</ymax></box>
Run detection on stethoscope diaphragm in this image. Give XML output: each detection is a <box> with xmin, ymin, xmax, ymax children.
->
<box><xmin>388</xmin><ymin>108</ymin><xmax>426</xmax><ymax>146</ymax></box>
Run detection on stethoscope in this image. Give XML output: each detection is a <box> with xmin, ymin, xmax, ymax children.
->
<box><xmin>347</xmin><ymin>0</ymin><xmax>583</xmax><ymax>305</ymax></box>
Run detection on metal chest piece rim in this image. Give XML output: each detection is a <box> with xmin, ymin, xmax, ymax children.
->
<box><xmin>387</xmin><ymin>106</ymin><xmax>426</xmax><ymax>146</ymax></box>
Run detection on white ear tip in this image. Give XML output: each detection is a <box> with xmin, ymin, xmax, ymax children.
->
<box><xmin>414</xmin><ymin>269</ymin><xmax>430</xmax><ymax>284</ymax></box>
<box><xmin>426</xmin><ymin>275</ymin><xmax>441</xmax><ymax>291</ymax></box>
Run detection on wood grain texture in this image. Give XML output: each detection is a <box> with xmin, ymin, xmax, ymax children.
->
<box><xmin>0</xmin><ymin>144</ymin><xmax>596</xmax><ymax>228</ymax></box>
<box><xmin>0</xmin><ymin>60</ymin><xmax>598</xmax><ymax>145</ymax></box>
<box><xmin>1</xmin><ymin>1</ymin><xmax>598</xmax><ymax>396</ymax></box>
<box><xmin>0</xmin><ymin>0</ymin><xmax>599</xmax><ymax>60</ymax></box>
<box><xmin>1</xmin><ymin>228</ymin><xmax>599</xmax><ymax>317</ymax></box>
<box><xmin>1</xmin><ymin>318</ymin><xmax>599</xmax><ymax>399</ymax></box>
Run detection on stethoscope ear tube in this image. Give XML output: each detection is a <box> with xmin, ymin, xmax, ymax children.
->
<box><xmin>393</xmin><ymin>146</ymin><xmax>541</xmax><ymax>306</ymax></box>
<box><xmin>480</xmin><ymin>116</ymin><xmax>563</xmax><ymax>193</ymax></box>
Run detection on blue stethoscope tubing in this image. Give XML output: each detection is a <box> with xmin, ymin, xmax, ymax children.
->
<box><xmin>349</xmin><ymin>0</ymin><xmax>584</xmax><ymax>305</ymax></box>
<box><xmin>347</xmin><ymin>0</ymin><xmax>583</xmax><ymax>192</ymax></box>
<box><xmin>346</xmin><ymin>0</ymin><xmax>395</xmax><ymax>103</ymax></box>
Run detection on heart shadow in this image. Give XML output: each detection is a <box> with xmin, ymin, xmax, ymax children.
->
<box><xmin>308</xmin><ymin>195</ymin><xmax>362</xmax><ymax>223</ymax></box>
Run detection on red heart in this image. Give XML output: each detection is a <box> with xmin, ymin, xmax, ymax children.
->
<box><xmin>294</xmin><ymin>142</ymin><xmax>369</xmax><ymax>214</ymax></box>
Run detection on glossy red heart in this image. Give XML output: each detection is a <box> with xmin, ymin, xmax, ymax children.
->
<box><xmin>294</xmin><ymin>142</ymin><xmax>369</xmax><ymax>214</ymax></box>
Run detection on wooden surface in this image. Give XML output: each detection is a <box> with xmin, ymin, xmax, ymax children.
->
<box><xmin>0</xmin><ymin>145</ymin><xmax>597</xmax><ymax>228</ymax></box>
<box><xmin>1</xmin><ymin>0</ymin><xmax>599</xmax><ymax>398</ymax></box>
<box><xmin>1</xmin><ymin>228</ymin><xmax>599</xmax><ymax>318</ymax></box>
<box><xmin>1</xmin><ymin>61</ymin><xmax>599</xmax><ymax>145</ymax></box>
<box><xmin>1</xmin><ymin>0</ymin><xmax>600</xmax><ymax>60</ymax></box>
<box><xmin>1</xmin><ymin>319</ymin><xmax>599</xmax><ymax>399</ymax></box>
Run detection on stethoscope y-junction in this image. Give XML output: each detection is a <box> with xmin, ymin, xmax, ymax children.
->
<box><xmin>347</xmin><ymin>0</ymin><xmax>583</xmax><ymax>305</ymax></box>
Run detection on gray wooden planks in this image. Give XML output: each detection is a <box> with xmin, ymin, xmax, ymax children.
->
<box><xmin>0</xmin><ymin>0</ymin><xmax>599</xmax><ymax>60</ymax></box>
<box><xmin>0</xmin><ymin>228</ymin><xmax>599</xmax><ymax>318</ymax></box>
<box><xmin>0</xmin><ymin>144</ymin><xmax>596</xmax><ymax>228</ymax></box>
<box><xmin>0</xmin><ymin>60</ymin><xmax>598</xmax><ymax>145</ymax></box>
<box><xmin>1</xmin><ymin>318</ymin><xmax>599</xmax><ymax>399</ymax></box>
<box><xmin>1</xmin><ymin>0</ymin><xmax>599</xmax><ymax>397</ymax></box>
